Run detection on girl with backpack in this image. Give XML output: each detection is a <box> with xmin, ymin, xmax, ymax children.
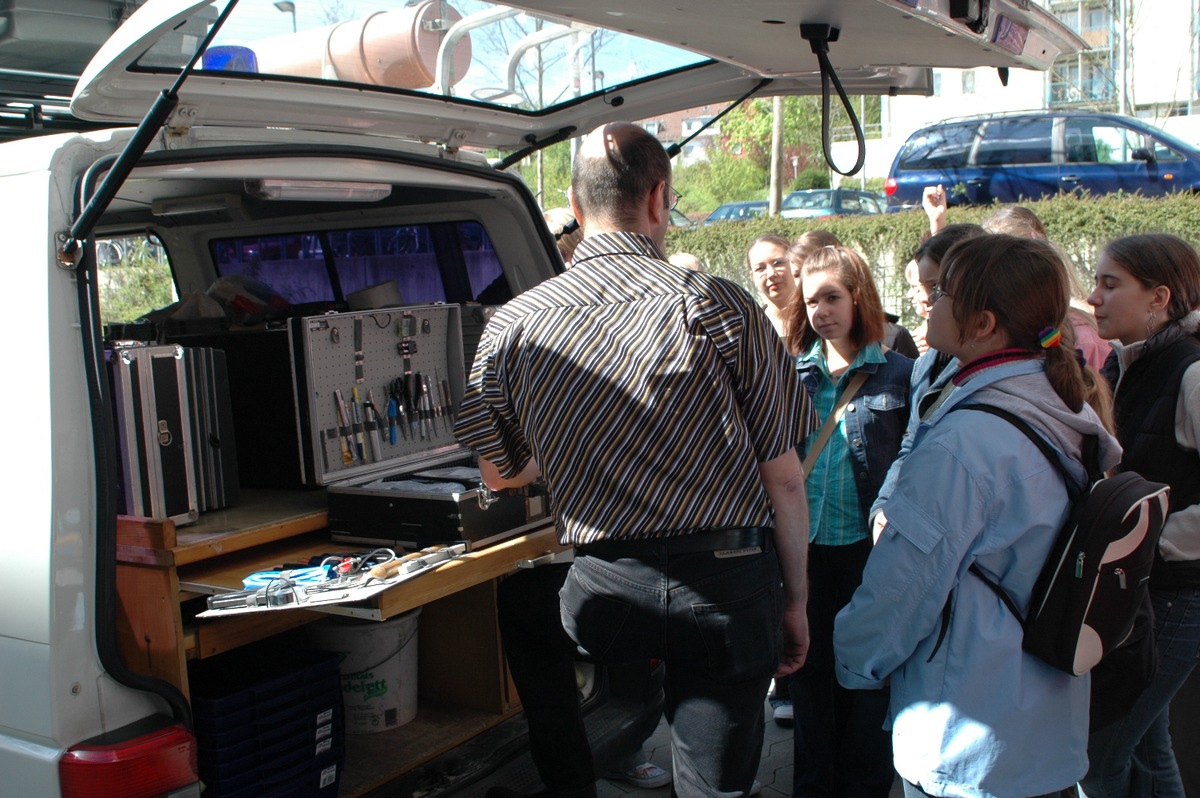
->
<box><xmin>784</xmin><ymin>245</ymin><xmax>913</xmax><ymax>798</ymax></box>
<box><xmin>833</xmin><ymin>234</ymin><xmax>1120</xmax><ymax>798</ymax></box>
<box><xmin>1080</xmin><ymin>233</ymin><xmax>1200</xmax><ymax>798</ymax></box>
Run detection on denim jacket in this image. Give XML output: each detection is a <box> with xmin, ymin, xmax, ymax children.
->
<box><xmin>796</xmin><ymin>345</ymin><xmax>913</xmax><ymax>527</ymax></box>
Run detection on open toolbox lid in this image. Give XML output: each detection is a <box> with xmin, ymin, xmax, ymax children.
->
<box><xmin>293</xmin><ymin>304</ymin><xmax>466</xmax><ymax>488</ymax></box>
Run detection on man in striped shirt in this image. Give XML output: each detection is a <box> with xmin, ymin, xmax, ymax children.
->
<box><xmin>456</xmin><ymin>122</ymin><xmax>810</xmax><ymax>797</ymax></box>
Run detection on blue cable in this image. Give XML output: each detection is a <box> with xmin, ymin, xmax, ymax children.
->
<box><xmin>243</xmin><ymin>566</ymin><xmax>330</xmax><ymax>589</ymax></box>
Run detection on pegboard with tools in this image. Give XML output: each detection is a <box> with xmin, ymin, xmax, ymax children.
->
<box><xmin>296</xmin><ymin>304</ymin><xmax>466</xmax><ymax>486</ymax></box>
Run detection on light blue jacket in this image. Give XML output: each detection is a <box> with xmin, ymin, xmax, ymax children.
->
<box><xmin>869</xmin><ymin>348</ymin><xmax>958</xmax><ymax>520</ymax></box>
<box><xmin>834</xmin><ymin>359</ymin><xmax>1122</xmax><ymax>798</ymax></box>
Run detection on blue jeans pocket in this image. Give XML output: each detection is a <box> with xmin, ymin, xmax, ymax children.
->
<box><xmin>559</xmin><ymin>558</ymin><xmax>634</xmax><ymax>659</ymax></box>
<box><xmin>692</xmin><ymin>583</ymin><xmax>781</xmax><ymax>684</ymax></box>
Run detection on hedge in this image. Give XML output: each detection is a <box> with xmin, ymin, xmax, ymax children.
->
<box><xmin>665</xmin><ymin>192</ymin><xmax>1200</xmax><ymax>329</ymax></box>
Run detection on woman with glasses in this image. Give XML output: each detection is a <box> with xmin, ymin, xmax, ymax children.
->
<box><xmin>746</xmin><ymin>233</ymin><xmax>798</xmax><ymax>337</ymax></box>
<box><xmin>835</xmin><ymin>234</ymin><xmax>1118</xmax><ymax>798</ymax></box>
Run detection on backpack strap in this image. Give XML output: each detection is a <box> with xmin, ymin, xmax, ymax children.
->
<box><xmin>925</xmin><ymin>403</ymin><xmax>1089</xmax><ymax>658</ymax></box>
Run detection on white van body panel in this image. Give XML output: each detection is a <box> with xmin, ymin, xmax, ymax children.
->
<box><xmin>0</xmin><ymin>131</ymin><xmax>169</xmax><ymax>795</ymax></box>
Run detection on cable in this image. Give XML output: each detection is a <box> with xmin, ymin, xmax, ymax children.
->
<box><xmin>800</xmin><ymin>24</ymin><xmax>866</xmax><ymax>177</ymax></box>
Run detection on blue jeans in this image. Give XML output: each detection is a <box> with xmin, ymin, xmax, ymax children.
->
<box><xmin>560</xmin><ymin>540</ymin><xmax>783</xmax><ymax>797</ymax></box>
<box><xmin>1081</xmin><ymin>587</ymin><xmax>1200</xmax><ymax>798</ymax></box>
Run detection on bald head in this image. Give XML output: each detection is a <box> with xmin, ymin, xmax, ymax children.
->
<box><xmin>570</xmin><ymin>122</ymin><xmax>672</xmax><ymax>242</ymax></box>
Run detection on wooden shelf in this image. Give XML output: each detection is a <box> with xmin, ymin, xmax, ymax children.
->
<box><xmin>114</xmin><ymin>492</ymin><xmax>560</xmax><ymax>797</ymax></box>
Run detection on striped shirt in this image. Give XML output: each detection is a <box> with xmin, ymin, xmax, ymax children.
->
<box><xmin>455</xmin><ymin>232</ymin><xmax>808</xmax><ymax>545</ymax></box>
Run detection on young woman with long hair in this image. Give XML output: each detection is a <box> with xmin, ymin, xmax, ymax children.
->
<box><xmin>785</xmin><ymin>245</ymin><xmax>913</xmax><ymax>798</ymax></box>
<box><xmin>835</xmin><ymin>235</ymin><xmax>1119</xmax><ymax>798</ymax></box>
<box><xmin>1081</xmin><ymin>232</ymin><xmax>1200</xmax><ymax>798</ymax></box>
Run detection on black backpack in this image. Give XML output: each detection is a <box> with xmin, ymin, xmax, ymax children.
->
<box><xmin>950</xmin><ymin>405</ymin><xmax>1170</xmax><ymax>676</ymax></box>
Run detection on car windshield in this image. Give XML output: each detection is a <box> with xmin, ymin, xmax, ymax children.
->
<box><xmin>137</xmin><ymin>0</ymin><xmax>710</xmax><ymax>115</ymax></box>
<box><xmin>782</xmin><ymin>191</ymin><xmax>834</xmax><ymax>210</ymax></box>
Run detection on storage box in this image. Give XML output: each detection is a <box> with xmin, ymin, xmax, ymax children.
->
<box><xmin>184</xmin><ymin>346</ymin><xmax>240</xmax><ymax>511</ymax></box>
<box><xmin>190</xmin><ymin>645</ymin><xmax>344</xmax><ymax>798</ymax></box>
<box><xmin>108</xmin><ymin>343</ymin><xmax>199</xmax><ymax>526</ymax></box>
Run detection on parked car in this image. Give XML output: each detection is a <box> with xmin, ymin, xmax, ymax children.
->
<box><xmin>781</xmin><ymin>188</ymin><xmax>883</xmax><ymax>218</ymax></box>
<box><xmin>670</xmin><ymin>207</ymin><xmax>698</xmax><ymax>229</ymax></box>
<box><xmin>0</xmin><ymin>0</ymin><xmax>1083</xmax><ymax>794</ymax></box>
<box><xmin>703</xmin><ymin>200</ymin><xmax>770</xmax><ymax>224</ymax></box>
<box><xmin>885</xmin><ymin>111</ymin><xmax>1200</xmax><ymax>210</ymax></box>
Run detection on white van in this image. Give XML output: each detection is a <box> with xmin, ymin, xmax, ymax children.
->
<box><xmin>0</xmin><ymin>1</ymin><xmax>1081</xmax><ymax>795</ymax></box>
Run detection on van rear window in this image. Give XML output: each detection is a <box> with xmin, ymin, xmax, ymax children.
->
<box><xmin>898</xmin><ymin>123</ymin><xmax>977</xmax><ymax>170</ymax></box>
<box><xmin>210</xmin><ymin>220</ymin><xmax>510</xmax><ymax>308</ymax></box>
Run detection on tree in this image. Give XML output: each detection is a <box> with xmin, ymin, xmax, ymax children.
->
<box><xmin>719</xmin><ymin>94</ymin><xmax>882</xmax><ymax>179</ymax></box>
<box><xmin>98</xmin><ymin>236</ymin><xmax>177</xmax><ymax>323</ymax></box>
<box><xmin>673</xmin><ymin>150</ymin><xmax>768</xmax><ymax>214</ymax></box>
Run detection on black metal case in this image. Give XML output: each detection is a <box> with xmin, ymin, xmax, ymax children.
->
<box><xmin>108</xmin><ymin>343</ymin><xmax>199</xmax><ymax>526</ymax></box>
<box><xmin>184</xmin><ymin>347</ymin><xmax>240</xmax><ymax>512</ymax></box>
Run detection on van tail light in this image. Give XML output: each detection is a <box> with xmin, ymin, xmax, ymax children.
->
<box><xmin>884</xmin><ymin>177</ymin><xmax>898</xmax><ymax>197</ymax></box>
<box><xmin>60</xmin><ymin>723</ymin><xmax>198</xmax><ymax>798</ymax></box>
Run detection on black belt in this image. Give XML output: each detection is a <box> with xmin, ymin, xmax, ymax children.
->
<box><xmin>576</xmin><ymin>527</ymin><xmax>771</xmax><ymax>560</ymax></box>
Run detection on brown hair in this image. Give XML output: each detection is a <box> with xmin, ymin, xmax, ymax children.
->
<box><xmin>789</xmin><ymin>230</ymin><xmax>842</xmax><ymax>266</ymax></box>
<box><xmin>982</xmin><ymin>205</ymin><xmax>1047</xmax><ymax>239</ymax></box>
<box><xmin>1101</xmin><ymin>233</ymin><xmax>1200</xmax><ymax>327</ymax></box>
<box><xmin>786</xmin><ymin>245</ymin><xmax>886</xmax><ymax>355</ymax></box>
<box><xmin>745</xmin><ymin>233</ymin><xmax>791</xmax><ymax>270</ymax></box>
<box><xmin>940</xmin><ymin>234</ymin><xmax>1112</xmax><ymax>426</ymax></box>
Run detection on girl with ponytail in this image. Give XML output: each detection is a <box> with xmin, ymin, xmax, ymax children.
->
<box><xmin>833</xmin><ymin>234</ymin><xmax>1121</xmax><ymax>798</ymax></box>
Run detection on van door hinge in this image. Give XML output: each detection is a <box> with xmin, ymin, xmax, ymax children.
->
<box><xmin>166</xmin><ymin>105</ymin><xmax>199</xmax><ymax>142</ymax></box>
<box><xmin>443</xmin><ymin>128</ymin><xmax>469</xmax><ymax>154</ymax></box>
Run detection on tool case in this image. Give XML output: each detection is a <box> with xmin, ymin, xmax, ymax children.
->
<box><xmin>108</xmin><ymin>343</ymin><xmax>199</xmax><ymax>527</ymax></box>
<box><xmin>297</xmin><ymin>305</ymin><xmax>547</xmax><ymax>550</ymax></box>
<box><xmin>173</xmin><ymin>305</ymin><xmax>547</xmax><ymax>549</ymax></box>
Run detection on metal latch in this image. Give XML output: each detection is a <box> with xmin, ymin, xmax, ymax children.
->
<box><xmin>477</xmin><ymin>482</ymin><xmax>500</xmax><ymax>510</ymax></box>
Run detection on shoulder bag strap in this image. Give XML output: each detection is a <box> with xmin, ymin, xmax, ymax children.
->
<box><xmin>802</xmin><ymin>370</ymin><xmax>869</xmax><ymax>475</ymax></box>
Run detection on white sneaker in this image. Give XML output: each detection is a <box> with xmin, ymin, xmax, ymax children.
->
<box><xmin>770</xmin><ymin>699</ymin><xmax>794</xmax><ymax>726</ymax></box>
<box><xmin>603</xmin><ymin>762</ymin><xmax>672</xmax><ymax>789</ymax></box>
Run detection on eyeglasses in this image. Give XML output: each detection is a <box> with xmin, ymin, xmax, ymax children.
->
<box><xmin>929</xmin><ymin>285</ymin><xmax>951</xmax><ymax>303</ymax></box>
<box><xmin>669</xmin><ymin>188</ymin><xmax>682</xmax><ymax>211</ymax></box>
<box><xmin>752</xmin><ymin>258</ymin><xmax>789</xmax><ymax>275</ymax></box>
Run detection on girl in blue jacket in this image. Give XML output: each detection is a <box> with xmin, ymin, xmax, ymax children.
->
<box><xmin>784</xmin><ymin>245</ymin><xmax>913</xmax><ymax>798</ymax></box>
<box><xmin>834</xmin><ymin>234</ymin><xmax>1121</xmax><ymax>798</ymax></box>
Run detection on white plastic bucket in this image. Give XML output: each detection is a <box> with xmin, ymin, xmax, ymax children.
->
<box><xmin>309</xmin><ymin>607</ymin><xmax>420</xmax><ymax>734</ymax></box>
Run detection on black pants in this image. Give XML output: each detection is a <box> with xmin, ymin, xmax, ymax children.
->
<box><xmin>791</xmin><ymin>539</ymin><xmax>895</xmax><ymax>798</ymax></box>
<box><xmin>497</xmin><ymin>564</ymin><xmax>596</xmax><ymax>792</ymax></box>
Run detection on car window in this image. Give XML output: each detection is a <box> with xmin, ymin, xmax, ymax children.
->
<box><xmin>1065</xmin><ymin>118</ymin><xmax>1141</xmax><ymax>164</ymax></box>
<box><xmin>782</xmin><ymin>191</ymin><xmax>832</xmax><ymax>210</ymax></box>
<box><xmin>897</xmin><ymin>123</ymin><xmax>977</xmax><ymax>170</ymax></box>
<box><xmin>210</xmin><ymin>220</ymin><xmax>509</xmax><ymax>308</ymax></box>
<box><xmin>98</xmin><ymin>233</ymin><xmax>178</xmax><ymax>323</ymax></box>
<box><xmin>976</xmin><ymin>118</ymin><xmax>1053</xmax><ymax>165</ymax></box>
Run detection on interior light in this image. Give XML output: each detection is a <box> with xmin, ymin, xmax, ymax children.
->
<box><xmin>245</xmin><ymin>179</ymin><xmax>392</xmax><ymax>202</ymax></box>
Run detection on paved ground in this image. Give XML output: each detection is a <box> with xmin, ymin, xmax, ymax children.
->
<box><xmin>597</xmin><ymin>699</ymin><xmax>905</xmax><ymax>798</ymax></box>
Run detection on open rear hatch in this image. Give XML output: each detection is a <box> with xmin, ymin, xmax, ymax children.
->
<box><xmin>72</xmin><ymin>0</ymin><xmax>1085</xmax><ymax>153</ymax></box>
